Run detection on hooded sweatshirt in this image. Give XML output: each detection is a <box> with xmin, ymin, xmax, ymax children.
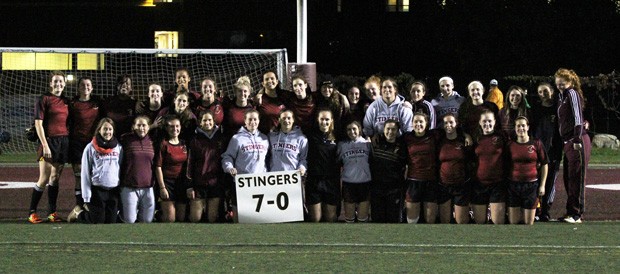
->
<box><xmin>338</xmin><ymin>136</ymin><xmax>372</xmax><ymax>183</ymax></box>
<box><xmin>222</xmin><ymin>126</ymin><xmax>269</xmax><ymax>174</ymax></box>
<box><xmin>268</xmin><ymin>126</ymin><xmax>308</xmax><ymax>172</ymax></box>
<box><xmin>363</xmin><ymin>94</ymin><xmax>413</xmax><ymax>137</ymax></box>
<box><xmin>431</xmin><ymin>91</ymin><xmax>466</xmax><ymax>128</ymax></box>
<box><xmin>81</xmin><ymin>139</ymin><xmax>123</xmax><ymax>203</ymax></box>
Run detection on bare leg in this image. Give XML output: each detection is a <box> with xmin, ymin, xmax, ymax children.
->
<box><xmin>357</xmin><ymin>201</ymin><xmax>370</xmax><ymax>222</ymax></box>
<box><xmin>523</xmin><ymin>208</ymin><xmax>536</xmax><ymax>225</ymax></box>
<box><xmin>424</xmin><ymin>202</ymin><xmax>438</xmax><ymax>224</ymax></box>
<box><xmin>490</xmin><ymin>202</ymin><xmax>506</xmax><ymax>225</ymax></box>
<box><xmin>175</xmin><ymin>202</ymin><xmax>187</xmax><ymax>222</ymax></box>
<box><xmin>454</xmin><ymin>205</ymin><xmax>470</xmax><ymax>224</ymax></box>
<box><xmin>438</xmin><ymin>201</ymin><xmax>452</xmax><ymax>224</ymax></box>
<box><xmin>307</xmin><ymin>203</ymin><xmax>321</xmax><ymax>222</ymax></box>
<box><xmin>189</xmin><ymin>199</ymin><xmax>205</xmax><ymax>223</ymax></box>
<box><xmin>406</xmin><ymin>202</ymin><xmax>420</xmax><ymax>223</ymax></box>
<box><xmin>472</xmin><ymin>204</ymin><xmax>488</xmax><ymax>224</ymax></box>
<box><xmin>160</xmin><ymin>201</ymin><xmax>175</xmax><ymax>222</ymax></box>
<box><xmin>322</xmin><ymin>204</ymin><xmax>337</xmax><ymax>222</ymax></box>
<box><xmin>206</xmin><ymin>197</ymin><xmax>221</xmax><ymax>223</ymax></box>
<box><xmin>508</xmin><ymin>207</ymin><xmax>522</xmax><ymax>224</ymax></box>
<box><xmin>344</xmin><ymin>202</ymin><xmax>356</xmax><ymax>222</ymax></box>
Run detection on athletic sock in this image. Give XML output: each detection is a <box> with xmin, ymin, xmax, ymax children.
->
<box><xmin>75</xmin><ymin>189</ymin><xmax>84</xmax><ymax>207</ymax></box>
<box><xmin>29</xmin><ymin>185</ymin><xmax>45</xmax><ymax>213</ymax></box>
<box><xmin>48</xmin><ymin>184</ymin><xmax>59</xmax><ymax>213</ymax></box>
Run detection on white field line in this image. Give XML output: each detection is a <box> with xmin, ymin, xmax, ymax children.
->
<box><xmin>0</xmin><ymin>241</ymin><xmax>619</xmax><ymax>249</ymax></box>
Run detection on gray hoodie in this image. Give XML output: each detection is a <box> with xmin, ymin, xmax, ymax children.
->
<box><xmin>338</xmin><ymin>136</ymin><xmax>372</xmax><ymax>183</ymax></box>
<box><xmin>268</xmin><ymin>126</ymin><xmax>308</xmax><ymax>172</ymax></box>
<box><xmin>81</xmin><ymin>142</ymin><xmax>123</xmax><ymax>203</ymax></box>
<box><xmin>363</xmin><ymin>94</ymin><xmax>413</xmax><ymax>137</ymax></box>
<box><xmin>222</xmin><ymin>126</ymin><xmax>269</xmax><ymax>174</ymax></box>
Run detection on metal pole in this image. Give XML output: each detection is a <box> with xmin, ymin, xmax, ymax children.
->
<box><xmin>296</xmin><ymin>0</ymin><xmax>307</xmax><ymax>63</ymax></box>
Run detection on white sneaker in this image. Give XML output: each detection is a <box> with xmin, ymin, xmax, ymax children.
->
<box><xmin>563</xmin><ymin>216</ymin><xmax>583</xmax><ymax>224</ymax></box>
<box><xmin>67</xmin><ymin>205</ymin><xmax>83</xmax><ymax>223</ymax></box>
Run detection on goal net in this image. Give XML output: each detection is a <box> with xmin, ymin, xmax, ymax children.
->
<box><xmin>0</xmin><ymin>47</ymin><xmax>288</xmax><ymax>154</ymax></box>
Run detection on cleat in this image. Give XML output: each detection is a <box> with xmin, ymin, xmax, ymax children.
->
<box><xmin>563</xmin><ymin>216</ymin><xmax>582</xmax><ymax>224</ymax></box>
<box><xmin>28</xmin><ymin>213</ymin><xmax>44</xmax><ymax>224</ymax></box>
<box><xmin>67</xmin><ymin>206</ymin><xmax>83</xmax><ymax>223</ymax></box>
<box><xmin>47</xmin><ymin>212</ymin><xmax>64</xmax><ymax>223</ymax></box>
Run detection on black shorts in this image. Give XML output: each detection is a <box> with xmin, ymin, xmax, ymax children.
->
<box><xmin>471</xmin><ymin>180</ymin><xmax>507</xmax><ymax>205</ymax></box>
<box><xmin>507</xmin><ymin>180</ymin><xmax>539</xmax><ymax>209</ymax></box>
<box><xmin>405</xmin><ymin>179</ymin><xmax>433</xmax><ymax>203</ymax></box>
<box><xmin>161</xmin><ymin>178</ymin><xmax>189</xmax><ymax>203</ymax></box>
<box><xmin>435</xmin><ymin>180</ymin><xmax>471</xmax><ymax>206</ymax></box>
<box><xmin>37</xmin><ymin>136</ymin><xmax>69</xmax><ymax>164</ymax></box>
<box><xmin>342</xmin><ymin>182</ymin><xmax>370</xmax><ymax>203</ymax></box>
<box><xmin>305</xmin><ymin>177</ymin><xmax>340</xmax><ymax>206</ymax></box>
<box><xmin>193</xmin><ymin>184</ymin><xmax>225</xmax><ymax>200</ymax></box>
<box><xmin>69</xmin><ymin>139</ymin><xmax>90</xmax><ymax>164</ymax></box>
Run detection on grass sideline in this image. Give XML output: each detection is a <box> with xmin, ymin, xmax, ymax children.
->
<box><xmin>1</xmin><ymin>222</ymin><xmax>618</xmax><ymax>272</ymax></box>
<box><xmin>2</xmin><ymin>147</ymin><xmax>619</xmax><ymax>165</ymax></box>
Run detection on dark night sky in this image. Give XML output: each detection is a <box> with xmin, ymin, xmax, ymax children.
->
<box><xmin>0</xmin><ymin>0</ymin><xmax>618</xmax><ymax>80</ymax></box>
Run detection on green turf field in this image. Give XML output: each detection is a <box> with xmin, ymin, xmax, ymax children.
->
<box><xmin>1</xmin><ymin>222</ymin><xmax>618</xmax><ymax>272</ymax></box>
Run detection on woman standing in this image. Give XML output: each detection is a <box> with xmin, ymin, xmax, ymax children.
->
<box><xmin>119</xmin><ymin>116</ymin><xmax>156</xmax><ymax>223</ymax></box>
<box><xmin>317</xmin><ymin>81</ymin><xmax>350</xmax><ymax>136</ymax></box>
<box><xmin>507</xmin><ymin>116</ymin><xmax>548</xmax><ymax>225</ymax></box>
<box><xmin>471</xmin><ymin>110</ymin><xmax>507</xmax><ymax>224</ymax></box>
<box><xmin>155</xmin><ymin>115</ymin><xmax>189</xmax><ymax>222</ymax></box>
<box><xmin>555</xmin><ymin>68</ymin><xmax>591</xmax><ymax>224</ymax></box>
<box><xmin>187</xmin><ymin>111</ymin><xmax>225</xmax><ymax>223</ymax></box>
<box><xmin>221</xmin><ymin>109</ymin><xmax>269</xmax><ymax>222</ymax></box>
<box><xmin>531</xmin><ymin>82</ymin><xmax>563</xmax><ymax>221</ymax></box>
<box><xmin>69</xmin><ymin>118</ymin><xmax>123</xmax><ymax>224</ymax></box>
<box><xmin>68</xmin><ymin>77</ymin><xmax>101</xmax><ymax>210</ymax></box>
<box><xmin>305</xmin><ymin>109</ymin><xmax>340</xmax><ymax>222</ymax></box>
<box><xmin>28</xmin><ymin>71</ymin><xmax>70</xmax><ymax>223</ymax></box>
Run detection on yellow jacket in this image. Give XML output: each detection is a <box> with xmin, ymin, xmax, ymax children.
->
<box><xmin>486</xmin><ymin>87</ymin><xmax>504</xmax><ymax>110</ymax></box>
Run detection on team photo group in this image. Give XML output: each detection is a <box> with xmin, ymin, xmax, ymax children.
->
<box><xmin>27</xmin><ymin>67</ymin><xmax>590</xmax><ymax>225</ymax></box>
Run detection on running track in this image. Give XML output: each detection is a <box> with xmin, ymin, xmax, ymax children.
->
<box><xmin>1</xmin><ymin>165</ymin><xmax>618</xmax><ymax>221</ymax></box>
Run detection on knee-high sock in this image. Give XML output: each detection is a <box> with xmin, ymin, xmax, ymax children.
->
<box><xmin>48</xmin><ymin>184</ymin><xmax>59</xmax><ymax>213</ymax></box>
<box><xmin>29</xmin><ymin>185</ymin><xmax>45</xmax><ymax>213</ymax></box>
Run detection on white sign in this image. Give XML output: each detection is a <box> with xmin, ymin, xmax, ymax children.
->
<box><xmin>235</xmin><ymin>170</ymin><xmax>304</xmax><ymax>223</ymax></box>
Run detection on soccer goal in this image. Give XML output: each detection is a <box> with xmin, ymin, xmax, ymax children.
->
<box><xmin>0</xmin><ymin>47</ymin><xmax>288</xmax><ymax>154</ymax></box>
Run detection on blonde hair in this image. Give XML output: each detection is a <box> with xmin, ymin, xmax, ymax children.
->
<box><xmin>234</xmin><ymin>76</ymin><xmax>253</xmax><ymax>93</ymax></box>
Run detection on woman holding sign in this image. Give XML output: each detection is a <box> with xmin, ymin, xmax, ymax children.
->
<box><xmin>222</xmin><ymin>109</ymin><xmax>270</xmax><ymax>222</ymax></box>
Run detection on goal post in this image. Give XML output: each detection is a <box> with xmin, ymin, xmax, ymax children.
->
<box><xmin>0</xmin><ymin>47</ymin><xmax>289</xmax><ymax>154</ymax></box>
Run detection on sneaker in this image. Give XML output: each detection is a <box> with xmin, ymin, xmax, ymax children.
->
<box><xmin>28</xmin><ymin>213</ymin><xmax>43</xmax><ymax>224</ymax></box>
<box><xmin>563</xmin><ymin>216</ymin><xmax>583</xmax><ymax>224</ymax></box>
<box><xmin>67</xmin><ymin>205</ymin><xmax>83</xmax><ymax>223</ymax></box>
<box><xmin>47</xmin><ymin>212</ymin><xmax>64</xmax><ymax>223</ymax></box>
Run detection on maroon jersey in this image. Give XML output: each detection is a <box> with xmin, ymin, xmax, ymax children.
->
<box><xmin>103</xmin><ymin>95</ymin><xmax>136</xmax><ymax>137</ymax></box>
<box><xmin>257</xmin><ymin>94</ymin><xmax>286</xmax><ymax>134</ymax></box>
<box><xmin>474</xmin><ymin>132</ymin><xmax>507</xmax><ymax>185</ymax></box>
<box><xmin>283</xmin><ymin>92</ymin><xmax>316</xmax><ymax>132</ymax></box>
<box><xmin>163</xmin><ymin>89</ymin><xmax>201</xmax><ymax>108</ymax></box>
<box><xmin>121</xmin><ymin>132</ymin><xmax>155</xmax><ymax>188</ymax></box>
<box><xmin>155</xmin><ymin>139</ymin><xmax>188</xmax><ymax>180</ymax></box>
<box><xmin>35</xmin><ymin>93</ymin><xmax>70</xmax><ymax>137</ymax></box>
<box><xmin>192</xmin><ymin>98</ymin><xmax>224</xmax><ymax>126</ymax></box>
<box><xmin>69</xmin><ymin>96</ymin><xmax>101</xmax><ymax>142</ymax></box>
<box><xmin>188</xmin><ymin>129</ymin><xmax>224</xmax><ymax>187</ymax></box>
<box><xmin>459</xmin><ymin>101</ymin><xmax>499</xmax><ymax>139</ymax></box>
<box><xmin>403</xmin><ymin>130</ymin><xmax>440</xmax><ymax>181</ymax></box>
<box><xmin>222</xmin><ymin>101</ymin><xmax>254</xmax><ymax>137</ymax></box>
<box><xmin>438</xmin><ymin>135</ymin><xmax>471</xmax><ymax>185</ymax></box>
<box><xmin>507</xmin><ymin>139</ymin><xmax>548</xmax><ymax>182</ymax></box>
